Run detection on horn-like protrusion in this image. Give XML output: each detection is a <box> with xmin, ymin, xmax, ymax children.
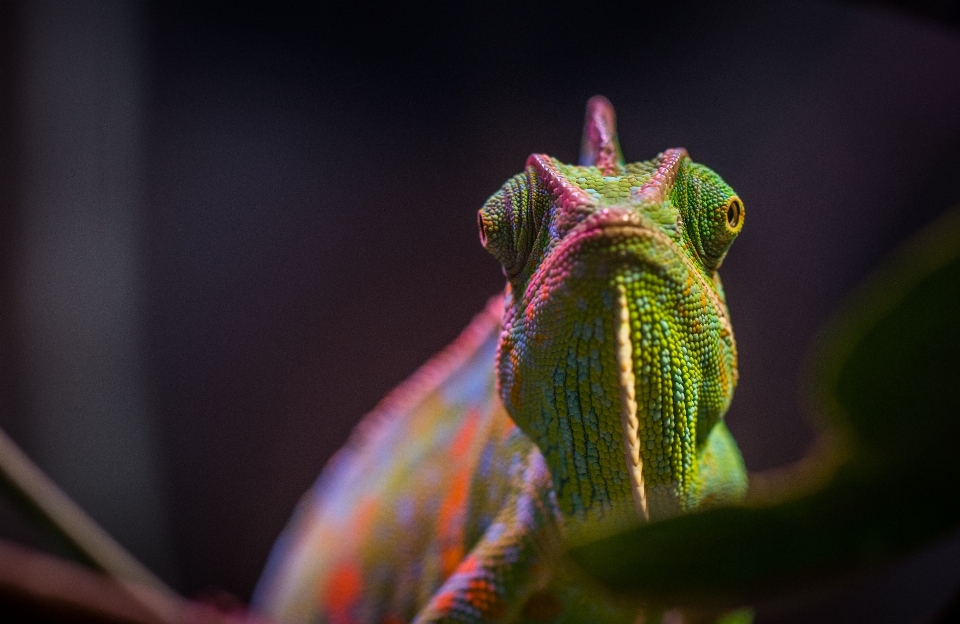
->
<box><xmin>579</xmin><ymin>95</ymin><xmax>625</xmax><ymax>176</ymax></box>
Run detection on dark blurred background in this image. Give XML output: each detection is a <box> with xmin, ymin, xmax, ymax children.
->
<box><xmin>1</xmin><ymin>1</ymin><xmax>960</xmax><ymax>622</ymax></box>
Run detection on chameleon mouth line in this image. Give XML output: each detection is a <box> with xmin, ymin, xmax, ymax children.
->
<box><xmin>616</xmin><ymin>283</ymin><xmax>649</xmax><ymax>522</ymax></box>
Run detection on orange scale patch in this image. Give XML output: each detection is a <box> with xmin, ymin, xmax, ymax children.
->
<box><xmin>459</xmin><ymin>553</ymin><xmax>480</xmax><ymax>573</ymax></box>
<box><xmin>448</xmin><ymin>408</ymin><xmax>480</xmax><ymax>459</ymax></box>
<box><xmin>438</xmin><ymin>411</ymin><xmax>481</xmax><ymax>577</ymax></box>
<box><xmin>354</xmin><ymin>496</ymin><xmax>379</xmax><ymax>538</ymax></box>
<box><xmin>432</xmin><ymin>589</ymin><xmax>457</xmax><ymax>613</ymax></box>
<box><xmin>438</xmin><ymin>466</ymin><xmax>472</xmax><ymax>577</ymax></box>
<box><xmin>465</xmin><ymin>578</ymin><xmax>506</xmax><ymax>620</ymax></box>
<box><xmin>501</xmin><ymin>418</ymin><xmax>518</xmax><ymax>438</ymax></box>
<box><xmin>322</xmin><ymin>560</ymin><xmax>363</xmax><ymax>624</ymax></box>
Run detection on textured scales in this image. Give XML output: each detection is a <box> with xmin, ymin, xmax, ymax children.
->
<box><xmin>616</xmin><ymin>282</ymin><xmax>648</xmax><ymax>521</ymax></box>
<box><xmin>253</xmin><ymin>97</ymin><xmax>750</xmax><ymax>624</ymax></box>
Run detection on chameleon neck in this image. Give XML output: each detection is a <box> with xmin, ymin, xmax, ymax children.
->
<box><xmin>498</xmin><ymin>286</ymin><xmax>647</xmax><ymax>526</ymax></box>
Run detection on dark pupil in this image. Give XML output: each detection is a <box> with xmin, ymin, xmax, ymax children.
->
<box><xmin>726</xmin><ymin>201</ymin><xmax>740</xmax><ymax>227</ymax></box>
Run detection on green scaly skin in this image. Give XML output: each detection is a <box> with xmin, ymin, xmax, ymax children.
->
<box><xmin>253</xmin><ymin>97</ymin><xmax>750</xmax><ymax>624</ymax></box>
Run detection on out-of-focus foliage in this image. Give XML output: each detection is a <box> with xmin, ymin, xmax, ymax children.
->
<box><xmin>569</xmin><ymin>204</ymin><xmax>960</xmax><ymax>607</ymax></box>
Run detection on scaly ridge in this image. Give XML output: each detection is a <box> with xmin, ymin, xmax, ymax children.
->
<box><xmin>526</xmin><ymin>153</ymin><xmax>598</xmax><ymax>212</ymax></box>
<box><xmin>616</xmin><ymin>283</ymin><xmax>649</xmax><ymax>521</ymax></box>
<box><xmin>631</xmin><ymin>148</ymin><xmax>689</xmax><ymax>206</ymax></box>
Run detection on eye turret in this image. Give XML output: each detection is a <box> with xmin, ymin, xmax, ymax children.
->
<box><xmin>673</xmin><ymin>163</ymin><xmax>744</xmax><ymax>270</ymax></box>
<box><xmin>477</xmin><ymin>178</ymin><xmax>521</xmax><ymax>276</ymax></box>
<box><xmin>477</xmin><ymin>169</ymin><xmax>551</xmax><ymax>280</ymax></box>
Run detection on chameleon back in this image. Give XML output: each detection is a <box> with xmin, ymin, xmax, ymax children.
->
<box><xmin>253</xmin><ymin>297</ymin><xmax>513</xmax><ymax>622</ymax></box>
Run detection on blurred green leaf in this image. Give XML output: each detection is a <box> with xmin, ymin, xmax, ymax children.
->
<box><xmin>568</xmin><ymin>205</ymin><xmax>960</xmax><ymax>606</ymax></box>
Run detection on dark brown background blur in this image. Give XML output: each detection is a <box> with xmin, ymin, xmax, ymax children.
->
<box><xmin>1</xmin><ymin>1</ymin><xmax>960</xmax><ymax>622</ymax></box>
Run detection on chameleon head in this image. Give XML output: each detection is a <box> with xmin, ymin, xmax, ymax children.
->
<box><xmin>478</xmin><ymin>97</ymin><xmax>744</xmax><ymax>524</ymax></box>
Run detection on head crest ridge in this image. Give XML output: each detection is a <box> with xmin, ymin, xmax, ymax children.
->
<box><xmin>631</xmin><ymin>148</ymin><xmax>689</xmax><ymax>205</ymax></box>
<box><xmin>525</xmin><ymin>153</ymin><xmax>597</xmax><ymax>212</ymax></box>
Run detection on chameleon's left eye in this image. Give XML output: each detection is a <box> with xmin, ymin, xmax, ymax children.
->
<box><xmin>698</xmin><ymin>195</ymin><xmax>744</xmax><ymax>268</ymax></box>
<box><xmin>673</xmin><ymin>162</ymin><xmax>743</xmax><ymax>271</ymax></box>
<box><xmin>725</xmin><ymin>197</ymin><xmax>743</xmax><ymax>230</ymax></box>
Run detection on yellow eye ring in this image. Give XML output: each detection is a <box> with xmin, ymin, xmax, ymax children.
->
<box><xmin>724</xmin><ymin>197</ymin><xmax>744</xmax><ymax>231</ymax></box>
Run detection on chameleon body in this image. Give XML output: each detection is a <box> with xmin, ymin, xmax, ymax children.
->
<box><xmin>253</xmin><ymin>97</ymin><xmax>749</xmax><ymax>624</ymax></box>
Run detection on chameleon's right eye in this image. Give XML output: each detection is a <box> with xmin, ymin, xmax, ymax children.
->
<box><xmin>478</xmin><ymin>169</ymin><xmax>551</xmax><ymax>280</ymax></box>
<box><xmin>478</xmin><ymin>171</ymin><xmax>535</xmax><ymax>278</ymax></box>
<box><xmin>477</xmin><ymin>195</ymin><xmax>517</xmax><ymax>275</ymax></box>
<box><xmin>477</xmin><ymin>210</ymin><xmax>490</xmax><ymax>247</ymax></box>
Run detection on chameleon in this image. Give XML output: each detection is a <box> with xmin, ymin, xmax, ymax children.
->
<box><xmin>252</xmin><ymin>96</ymin><xmax>750</xmax><ymax>624</ymax></box>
